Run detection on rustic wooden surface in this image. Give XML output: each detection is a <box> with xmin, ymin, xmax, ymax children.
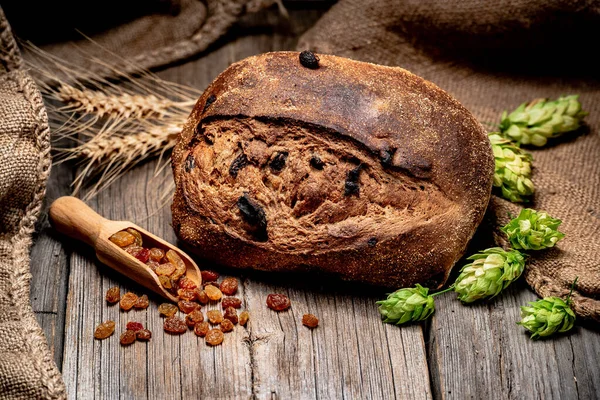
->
<box><xmin>29</xmin><ymin>5</ymin><xmax>600</xmax><ymax>400</ymax></box>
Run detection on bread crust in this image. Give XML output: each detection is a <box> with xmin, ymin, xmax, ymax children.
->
<box><xmin>172</xmin><ymin>52</ymin><xmax>494</xmax><ymax>288</ymax></box>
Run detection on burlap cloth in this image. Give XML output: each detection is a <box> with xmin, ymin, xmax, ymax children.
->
<box><xmin>298</xmin><ymin>0</ymin><xmax>600</xmax><ymax>323</ymax></box>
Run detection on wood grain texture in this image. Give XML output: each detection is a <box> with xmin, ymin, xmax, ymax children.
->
<box><xmin>27</xmin><ymin>4</ymin><xmax>600</xmax><ymax>400</ymax></box>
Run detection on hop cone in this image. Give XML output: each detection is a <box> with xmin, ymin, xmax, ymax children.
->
<box><xmin>518</xmin><ymin>297</ymin><xmax>576</xmax><ymax>339</ymax></box>
<box><xmin>501</xmin><ymin>208</ymin><xmax>565</xmax><ymax>250</ymax></box>
<box><xmin>489</xmin><ymin>133</ymin><xmax>534</xmax><ymax>202</ymax></box>
<box><xmin>499</xmin><ymin>95</ymin><xmax>587</xmax><ymax>146</ymax></box>
<box><xmin>377</xmin><ymin>284</ymin><xmax>435</xmax><ymax>325</ymax></box>
<box><xmin>454</xmin><ymin>247</ymin><xmax>526</xmax><ymax>303</ymax></box>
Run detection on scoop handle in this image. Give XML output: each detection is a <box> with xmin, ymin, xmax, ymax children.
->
<box><xmin>49</xmin><ymin>196</ymin><xmax>106</xmax><ymax>247</ymax></box>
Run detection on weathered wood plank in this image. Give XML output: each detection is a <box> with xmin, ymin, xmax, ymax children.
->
<box><xmin>428</xmin><ymin>278</ymin><xmax>600</xmax><ymax>400</ymax></box>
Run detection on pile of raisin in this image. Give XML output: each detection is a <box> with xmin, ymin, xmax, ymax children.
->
<box><xmin>109</xmin><ymin>228</ymin><xmax>196</xmax><ymax>296</ymax></box>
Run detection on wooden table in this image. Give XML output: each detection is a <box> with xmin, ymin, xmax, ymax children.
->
<box><xmin>29</xmin><ymin>5</ymin><xmax>600</xmax><ymax>399</ymax></box>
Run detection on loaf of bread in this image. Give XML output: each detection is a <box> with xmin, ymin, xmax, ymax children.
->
<box><xmin>171</xmin><ymin>52</ymin><xmax>494</xmax><ymax>288</ymax></box>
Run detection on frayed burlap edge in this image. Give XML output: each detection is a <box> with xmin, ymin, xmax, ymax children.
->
<box><xmin>0</xmin><ymin>7</ymin><xmax>66</xmax><ymax>400</ymax></box>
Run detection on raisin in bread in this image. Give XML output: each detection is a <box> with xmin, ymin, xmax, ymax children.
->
<box><xmin>171</xmin><ymin>52</ymin><xmax>494</xmax><ymax>288</ymax></box>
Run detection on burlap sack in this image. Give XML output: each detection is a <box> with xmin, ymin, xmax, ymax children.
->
<box><xmin>298</xmin><ymin>0</ymin><xmax>600</xmax><ymax>323</ymax></box>
<box><xmin>0</xmin><ymin>8</ymin><xmax>66</xmax><ymax>399</ymax></box>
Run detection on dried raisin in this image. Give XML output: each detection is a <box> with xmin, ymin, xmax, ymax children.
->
<box><xmin>124</xmin><ymin>245</ymin><xmax>143</xmax><ymax>257</ymax></box>
<box><xmin>201</xmin><ymin>270</ymin><xmax>220</xmax><ymax>282</ymax></box>
<box><xmin>156</xmin><ymin>263</ymin><xmax>176</xmax><ymax>276</ymax></box>
<box><xmin>269</xmin><ymin>152</ymin><xmax>288</xmax><ymax>172</ymax></box>
<box><xmin>94</xmin><ymin>321</ymin><xmax>115</xmax><ymax>339</ymax></box>
<box><xmin>105</xmin><ymin>286</ymin><xmax>120</xmax><ymax>304</ymax></box>
<box><xmin>194</xmin><ymin>321</ymin><xmax>210</xmax><ymax>337</ymax></box>
<box><xmin>237</xmin><ymin>194</ymin><xmax>268</xmax><ymax>241</ymax></box>
<box><xmin>147</xmin><ymin>260</ymin><xmax>160</xmax><ymax>272</ymax></box>
<box><xmin>344</xmin><ymin>165</ymin><xmax>362</xmax><ymax>196</ymax></box>
<box><xmin>185</xmin><ymin>154</ymin><xmax>196</xmax><ymax>172</ymax></box>
<box><xmin>178</xmin><ymin>276</ymin><xmax>197</xmax><ymax>290</ymax></box>
<box><xmin>203</xmin><ymin>281</ymin><xmax>220</xmax><ymax>288</ymax></box>
<box><xmin>178</xmin><ymin>300</ymin><xmax>200</xmax><ymax>314</ymax></box>
<box><xmin>205</xmin><ymin>329</ymin><xmax>224</xmax><ymax>346</ymax></box>
<box><xmin>135</xmin><ymin>248</ymin><xmax>150</xmax><ymax>263</ymax></box>
<box><xmin>158</xmin><ymin>303</ymin><xmax>178</xmax><ymax>317</ymax></box>
<box><xmin>109</xmin><ymin>231</ymin><xmax>135</xmax><ymax>247</ymax></box>
<box><xmin>310</xmin><ymin>155</ymin><xmax>324</xmax><ymax>170</ymax></box>
<box><xmin>195</xmin><ymin>289</ymin><xmax>209</xmax><ymax>305</ymax></box>
<box><xmin>126</xmin><ymin>228</ymin><xmax>143</xmax><ymax>246</ymax></box>
<box><xmin>136</xmin><ymin>329</ymin><xmax>152</xmax><ymax>341</ymax></box>
<box><xmin>177</xmin><ymin>289</ymin><xmax>197</xmax><ymax>301</ymax></box>
<box><xmin>158</xmin><ymin>275</ymin><xmax>174</xmax><ymax>290</ymax></box>
<box><xmin>120</xmin><ymin>292</ymin><xmax>138</xmax><ymax>311</ymax></box>
<box><xmin>164</xmin><ymin>316</ymin><xmax>187</xmax><ymax>334</ymax></box>
<box><xmin>220</xmin><ymin>319</ymin><xmax>234</xmax><ymax>333</ymax></box>
<box><xmin>220</xmin><ymin>277</ymin><xmax>238</xmax><ymax>296</ymax></box>
<box><xmin>266</xmin><ymin>294</ymin><xmax>291</xmax><ymax>311</ymax></box>
<box><xmin>229</xmin><ymin>153</ymin><xmax>248</xmax><ymax>178</ymax></box>
<box><xmin>223</xmin><ymin>306</ymin><xmax>238</xmax><ymax>325</ymax></box>
<box><xmin>185</xmin><ymin>310</ymin><xmax>204</xmax><ymax>327</ymax></box>
<box><xmin>166</xmin><ymin>250</ymin><xmax>186</xmax><ymax>281</ymax></box>
<box><xmin>149</xmin><ymin>247</ymin><xmax>165</xmax><ymax>262</ymax></box>
<box><xmin>134</xmin><ymin>294</ymin><xmax>149</xmax><ymax>309</ymax></box>
<box><xmin>221</xmin><ymin>297</ymin><xmax>242</xmax><ymax>309</ymax></box>
<box><xmin>120</xmin><ymin>330</ymin><xmax>136</xmax><ymax>345</ymax></box>
<box><xmin>126</xmin><ymin>321</ymin><xmax>144</xmax><ymax>332</ymax></box>
<box><xmin>302</xmin><ymin>314</ymin><xmax>319</xmax><ymax>328</ymax></box>
<box><xmin>239</xmin><ymin>311</ymin><xmax>249</xmax><ymax>326</ymax></box>
<box><xmin>299</xmin><ymin>50</ymin><xmax>320</xmax><ymax>69</ymax></box>
<box><xmin>205</xmin><ymin>285</ymin><xmax>222</xmax><ymax>301</ymax></box>
<box><xmin>207</xmin><ymin>310</ymin><xmax>223</xmax><ymax>325</ymax></box>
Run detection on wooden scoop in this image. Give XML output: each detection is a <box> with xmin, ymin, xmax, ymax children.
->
<box><xmin>49</xmin><ymin>196</ymin><xmax>202</xmax><ymax>302</ymax></box>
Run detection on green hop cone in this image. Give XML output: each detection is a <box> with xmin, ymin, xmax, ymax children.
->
<box><xmin>489</xmin><ymin>133</ymin><xmax>534</xmax><ymax>202</ymax></box>
<box><xmin>501</xmin><ymin>208</ymin><xmax>565</xmax><ymax>250</ymax></box>
<box><xmin>499</xmin><ymin>95</ymin><xmax>587</xmax><ymax>147</ymax></box>
<box><xmin>518</xmin><ymin>297</ymin><xmax>576</xmax><ymax>339</ymax></box>
<box><xmin>377</xmin><ymin>284</ymin><xmax>435</xmax><ymax>325</ymax></box>
<box><xmin>454</xmin><ymin>247</ymin><xmax>526</xmax><ymax>303</ymax></box>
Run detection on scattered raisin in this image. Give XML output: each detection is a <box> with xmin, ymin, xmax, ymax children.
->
<box><xmin>194</xmin><ymin>321</ymin><xmax>210</xmax><ymax>337</ymax></box>
<box><xmin>196</xmin><ymin>289</ymin><xmax>209</xmax><ymax>304</ymax></box>
<box><xmin>126</xmin><ymin>321</ymin><xmax>144</xmax><ymax>332</ymax></box>
<box><xmin>239</xmin><ymin>311</ymin><xmax>249</xmax><ymax>326</ymax></box>
<box><xmin>237</xmin><ymin>194</ymin><xmax>268</xmax><ymax>241</ymax></box>
<box><xmin>134</xmin><ymin>294</ymin><xmax>149</xmax><ymax>309</ymax></box>
<box><xmin>222</xmin><ymin>297</ymin><xmax>242</xmax><ymax>309</ymax></box>
<box><xmin>166</xmin><ymin>250</ymin><xmax>186</xmax><ymax>281</ymax></box>
<box><xmin>147</xmin><ymin>260</ymin><xmax>160</xmax><ymax>272</ymax></box>
<box><xmin>164</xmin><ymin>316</ymin><xmax>187</xmax><ymax>334</ymax></box>
<box><xmin>201</xmin><ymin>270</ymin><xmax>220</xmax><ymax>282</ymax></box>
<box><xmin>105</xmin><ymin>286</ymin><xmax>120</xmax><ymax>304</ymax></box>
<box><xmin>158</xmin><ymin>303</ymin><xmax>178</xmax><ymax>317</ymax></box>
<box><xmin>229</xmin><ymin>153</ymin><xmax>248</xmax><ymax>178</ymax></box>
<box><xmin>109</xmin><ymin>231</ymin><xmax>135</xmax><ymax>247</ymax></box>
<box><xmin>207</xmin><ymin>310</ymin><xmax>224</xmax><ymax>325</ymax></box>
<box><xmin>120</xmin><ymin>330</ymin><xmax>136</xmax><ymax>345</ymax></box>
<box><xmin>126</xmin><ymin>228</ymin><xmax>143</xmax><ymax>246</ymax></box>
<box><xmin>220</xmin><ymin>319</ymin><xmax>234</xmax><ymax>333</ymax></box>
<box><xmin>136</xmin><ymin>329</ymin><xmax>152</xmax><ymax>341</ymax></box>
<box><xmin>120</xmin><ymin>292</ymin><xmax>138</xmax><ymax>311</ymax></box>
<box><xmin>185</xmin><ymin>310</ymin><xmax>204</xmax><ymax>327</ymax></box>
<box><xmin>299</xmin><ymin>50</ymin><xmax>320</xmax><ymax>69</ymax></box>
<box><xmin>269</xmin><ymin>152</ymin><xmax>288</xmax><ymax>172</ymax></box>
<box><xmin>310</xmin><ymin>155</ymin><xmax>324</xmax><ymax>170</ymax></box>
<box><xmin>178</xmin><ymin>276</ymin><xmax>197</xmax><ymax>290</ymax></box>
<box><xmin>202</xmin><ymin>94</ymin><xmax>216</xmax><ymax>113</ymax></box>
<box><xmin>344</xmin><ymin>165</ymin><xmax>362</xmax><ymax>196</ymax></box>
<box><xmin>177</xmin><ymin>289</ymin><xmax>197</xmax><ymax>301</ymax></box>
<box><xmin>205</xmin><ymin>285</ymin><xmax>223</xmax><ymax>301</ymax></box>
<box><xmin>94</xmin><ymin>321</ymin><xmax>116</xmax><ymax>339</ymax></box>
<box><xmin>220</xmin><ymin>277</ymin><xmax>238</xmax><ymax>296</ymax></box>
<box><xmin>185</xmin><ymin>154</ymin><xmax>195</xmax><ymax>172</ymax></box>
<box><xmin>368</xmin><ymin>238</ymin><xmax>378</xmax><ymax>247</ymax></box>
<box><xmin>223</xmin><ymin>306</ymin><xmax>238</xmax><ymax>325</ymax></box>
<box><xmin>149</xmin><ymin>248</ymin><xmax>165</xmax><ymax>262</ymax></box>
<box><xmin>178</xmin><ymin>300</ymin><xmax>200</xmax><ymax>314</ymax></box>
<box><xmin>135</xmin><ymin>248</ymin><xmax>150</xmax><ymax>263</ymax></box>
<box><xmin>156</xmin><ymin>263</ymin><xmax>176</xmax><ymax>277</ymax></box>
<box><xmin>302</xmin><ymin>314</ymin><xmax>319</xmax><ymax>328</ymax></box>
<box><xmin>266</xmin><ymin>294</ymin><xmax>291</xmax><ymax>311</ymax></box>
<box><xmin>205</xmin><ymin>329</ymin><xmax>224</xmax><ymax>346</ymax></box>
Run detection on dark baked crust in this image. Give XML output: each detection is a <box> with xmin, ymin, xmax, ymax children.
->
<box><xmin>171</xmin><ymin>52</ymin><xmax>494</xmax><ymax>288</ymax></box>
